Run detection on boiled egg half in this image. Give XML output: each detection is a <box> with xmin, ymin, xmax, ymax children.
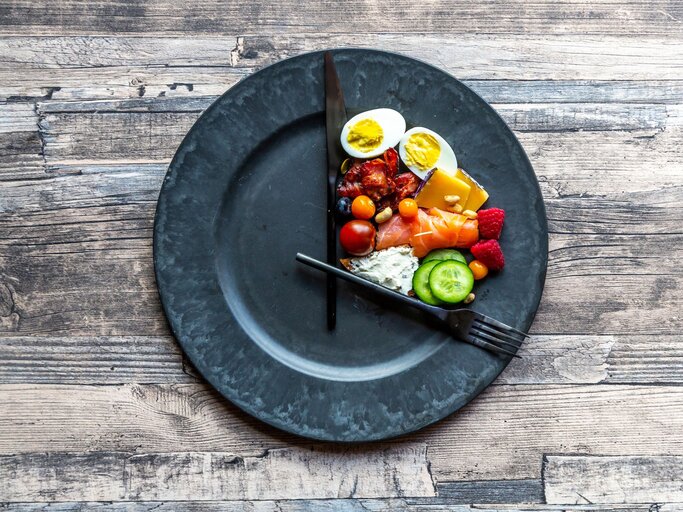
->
<box><xmin>340</xmin><ymin>108</ymin><xmax>406</xmax><ymax>159</ymax></box>
<box><xmin>398</xmin><ymin>127</ymin><xmax>458</xmax><ymax>180</ymax></box>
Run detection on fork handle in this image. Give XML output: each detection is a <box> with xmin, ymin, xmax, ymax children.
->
<box><xmin>295</xmin><ymin>253</ymin><xmax>445</xmax><ymax>319</ymax></box>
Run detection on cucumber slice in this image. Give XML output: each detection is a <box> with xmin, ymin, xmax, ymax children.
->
<box><xmin>422</xmin><ymin>248</ymin><xmax>467</xmax><ymax>265</ymax></box>
<box><xmin>428</xmin><ymin>260</ymin><xmax>474</xmax><ymax>304</ymax></box>
<box><xmin>412</xmin><ymin>260</ymin><xmax>444</xmax><ymax>306</ymax></box>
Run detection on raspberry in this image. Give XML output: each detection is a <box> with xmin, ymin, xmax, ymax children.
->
<box><xmin>477</xmin><ymin>208</ymin><xmax>505</xmax><ymax>240</ymax></box>
<box><xmin>470</xmin><ymin>239</ymin><xmax>505</xmax><ymax>271</ymax></box>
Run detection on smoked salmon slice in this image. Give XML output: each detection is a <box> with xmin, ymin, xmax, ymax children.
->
<box><xmin>375</xmin><ymin>214</ymin><xmax>413</xmax><ymax>250</ymax></box>
<box><xmin>376</xmin><ymin>207</ymin><xmax>479</xmax><ymax>257</ymax></box>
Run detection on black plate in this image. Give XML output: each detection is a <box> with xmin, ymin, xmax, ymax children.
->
<box><xmin>154</xmin><ymin>49</ymin><xmax>548</xmax><ymax>441</ymax></box>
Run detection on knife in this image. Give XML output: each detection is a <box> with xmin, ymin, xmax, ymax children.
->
<box><xmin>324</xmin><ymin>52</ymin><xmax>347</xmax><ymax>331</ymax></box>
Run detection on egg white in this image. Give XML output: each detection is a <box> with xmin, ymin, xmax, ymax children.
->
<box><xmin>398</xmin><ymin>127</ymin><xmax>458</xmax><ymax>180</ymax></box>
<box><xmin>340</xmin><ymin>108</ymin><xmax>406</xmax><ymax>159</ymax></box>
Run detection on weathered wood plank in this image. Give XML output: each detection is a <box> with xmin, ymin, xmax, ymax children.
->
<box><xmin>424</xmin><ymin>385</ymin><xmax>683</xmax><ymax>481</ymax></box>
<box><xmin>544</xmin><ymin>455</ymin><xmax>683</xmax><ymax>505</ymax></box>
<box><xmin>467</xmin><ymin>80</ymin><xmax>683</xmax><ymax>105</ymax></box>
<box><xmin>2</xmin><ymin>36</ymin><xmax>683</xmax><ymax>99</ymax></box>
<box><xmin>0</xmin><ymin>102</ymin><xmax>36</xmax><ymax>133</ymax></box>
<box><xmin>0</xmin><ymin>131</ymin><xmax>45</xmax><ymax>180</ymax></box>
<box><xmin>435</xmin><ymin>479</ymin><xmax>544</xmax><ymax>504</ymax></box>
<box><xmin>233</xmin><ymin>35</ymin><xmax>683</xmax><ymax>81</ymax></box>
<box><xmin>0</xmin><ymin>165</ymin><xmax>164</xmax><ymax>213</ymax></box>
<box><xmin>0</xmin><ymin>336</ymin><xmax>196</xmax><ymax>384</ymax></box>
<box><xmin>2</xmin><ymin>383</ymin><xmax>683</xmax><ymax>482</ymax></box>
<box><xmin>1</xmin><ymin>334</ymin><xmax>681</xmax><ymax>385</ymax></box>
<box><xmin>1</xmin><ymin>2</ymin><xmax>682</xmax><ymax>36</ymax></box>
<box><xmin>500</xmin><ymin>335</ymin><xmax>683</xmax><ymax>385</ymax></box>
<box><xmin>0</xmin><ymin>502</ymin><xmax>667</xmax><ymax>512</ymax></box>
<box><xmin>0</xmin><ymin>446</ymin><xmax>435</xmax><ymax>501</ymax></box>
<box><xmin>2</xmin><ymin>36</ymin><xmax>683</xmax><ymax>103</ymax></box>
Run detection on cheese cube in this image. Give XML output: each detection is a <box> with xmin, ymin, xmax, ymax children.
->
<box><xmin>415</xmin><ymin>168</ymin><xmax>471</xmax><ymax>210</ymax></box>
<box><xmin>456</xmin><ymin>168</ymin><xmax>489</xmax><ymax>211</ymax></box>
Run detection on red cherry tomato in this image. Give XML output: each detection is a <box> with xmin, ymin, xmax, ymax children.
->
<box><xmin>339</xmin><ymin>220</ymin><xmax>376</xmax><ymax>256</ymax></box>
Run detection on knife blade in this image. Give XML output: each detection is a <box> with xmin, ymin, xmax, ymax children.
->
<box><xmin>324</xmin><ymin>52</ymin><xmax>347</xmax><ymax>331</ymax></box>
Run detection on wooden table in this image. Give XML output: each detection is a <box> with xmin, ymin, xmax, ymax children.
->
<box><xmin>1</xmin><ymin>2</ymin><xmax>682</xmax><ymax>510</ymax></box>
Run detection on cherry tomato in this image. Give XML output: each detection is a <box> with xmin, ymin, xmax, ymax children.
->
<box><xmin>351</xmin><ymin>195</ymin><xmax>376</xmax><ymax>220</ymax></box>
<box><xmin>398</xmin><ymin>198</ymin><xmax>418</xmax><ymax>218</ymax></box>
<box><xmin>469</xmin><ymin>259</ymin><xmax>489</xmax><ymax>280</ymax></box>
<box><xmin>339</xmin><ymin>220</ymin><xmax>376</xmax><ymax>256</ymax></box>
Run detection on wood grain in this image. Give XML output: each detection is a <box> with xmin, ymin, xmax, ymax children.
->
<box><xmin>233</xmin><ymin>35</ymin><xmax>683</xmax><ymax>80</ymax></box>
<box><xmin>436</xmin><ymin>479</ymin><xmax>544</xmax><ymax>504</ymax></box>
<box><xmin>0</xmin><ymin>102</ymin><xmax>36</xmax><ymax>133</ymax></box>
<box><xmin>0</xmin><ymin>336</ymin><xmax>194</xmax><ymax>383</ymax></box>
<box><xmin>0</xmin><ymin>1</ymin><xmax>682</xmax><ymax>36</ymax></box>
<box><xmin>0</xmin><ymin>445</ymin><xmax>435</xmax><ymax>501</ymax></box>
<box><xmin>544</xmin><ymin>455</ymin><xmax>683</xmax><ymax>504</ymax></box>
<box><xmin>0</xmin><ymin>502</ymin><xmax>672</xmax><ymax>512</ymax></box>
<box><xmin>2</xmin><ymin>383</ymin><xmax>683</xmax><ymax>482</ymax></box>
<box><xmin>2</xmin><ymin>36</ymin><xmax>683</xmax><ymax>98</ymax></box>
<box><xmin>2</xmin><ymin>334</ymin><xmax>682</xmax><ymax>385</ymax></box>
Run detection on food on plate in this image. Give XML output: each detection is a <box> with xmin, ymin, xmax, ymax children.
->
<box><xmin>456</xmin><ymin>168</ymin><xmax>489</xmax><ymax>212</ymax></box>
<box><xmin>398</xmin><ymin>127</ymin><xmax>458</xmax><ymax>179</ymax></box>
<box><xmin>468</xmin><ymin>260</ymin><xmax>489</xmax><ymax>280</ymax></box>
<box><xmin>398</xmin><ymin>198</ymin><xmax>418</xmax><ymax>219</ymax></box>
<box><xmin>340</xmin><ymin>220</ymin><xmax>376</xmax><ymax>256</ymax></box>
<box><xmin>332</xmin><ymin>107</ymin><xmax>506</xmax><ymax>305</ymax></box>
<box><xmin>337</xmin><ymin>148</ymin><xmax>421</xmax><ymax>209</ymax></box>
<box><xmin>477</xmin><ymin>208</ymin><xmax>505</xmax><ymax>239</ymax></box>
<box><xmin>340</xmin><ymin>158</ymin><xmax>352</xmax><ymax>175</ymax></box>
<box><xmin>470</xmin><ymin>239</ymin><xmax>505</xmax><ymax>271</ymax></box>
<box><xmin>340</xmin><ymin>109</ymin><xmax>406</xmax><ymax>158</ymax></box>
<box><xmin>423</xmin><ymin>248</ymin><xmax>466</xmax><ymax>264</ymax></box>
<box><xmin>414</xmin><ymin>168</ymin><xmax>471</xmax><ymax>211</ymax></box>
<box><xmin>341</xmin><ymin>246</ymin><xmax>418</xmax><ymax>295</ymax></box>
<box><xmin>351</xmin><ymin>195</ymin><xmax>376</xmax><ymax>220</ymax></box>
<box><xmin>374</xmin><ymin>207</ymin><xmax>393</xmax><ymax>224</ymax></box>
<box><xmin>428</xmin><ymin>260</ymin><xmax>475</xmax><ymax>304</ymax></box>
<box><xmin>336</xmin><ymin>197</ymin><xmax>352</xmax><ymax>217</ymax></box>
<box><xmin>376</xmin><ymin>207</ymin><xmax>478</xmax><ymax>257</ymax></box>
<box><xmin>412</xmin><ymin>260</ymin><xmax>444</xmax><ymax>305</ymax></box>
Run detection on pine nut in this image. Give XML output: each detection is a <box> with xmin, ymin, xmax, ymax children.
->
<box><xmin>447</xmin><ymin>204</ymin><xmax>463</xmax><ymax>214</ymax></box>
<box><xmin>464</xmin><ymin>293</ymin><xmax>475</xmax><ymax>304</ymax></box>
<box><xmin>444</xmin><ymin>194</ymin><xmax>460</xmax><ymax>205</ymax></box>
<box><xmin>463</xmin><ymin>209</ymin><xmax>478</xmax><ymax>219</ymax></box>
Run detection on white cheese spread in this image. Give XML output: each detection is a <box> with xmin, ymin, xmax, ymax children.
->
<box><xmin>344</xmin><ymin>246</ymin><xmax>418</xmax><ymax>295</ymax></box>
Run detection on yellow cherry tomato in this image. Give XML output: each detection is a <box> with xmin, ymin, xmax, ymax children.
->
<box><xmin>469</xmin><ymin>260</ymin><xmax>489</xmax><ymax>280</ymax></box>
<box><xmin>398</xmin><ymin>198</ymin><xmax>418</xmax><ymax>218</ymax></box>
<box><xmin>351</xmin><ymin>195</ymin><xmax>376</xmax><ymax>220</ymax></box>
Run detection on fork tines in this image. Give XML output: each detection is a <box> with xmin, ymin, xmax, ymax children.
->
<box><xmin>469</xmin><ymin>316</ymin><xmax>529</xmax><ymax>358</ymax></box>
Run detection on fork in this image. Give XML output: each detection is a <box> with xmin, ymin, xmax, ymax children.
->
<box><xmin>296</xmin><ymin>252</ymin><xmax>528</xmax><ymax>358</ymax></box>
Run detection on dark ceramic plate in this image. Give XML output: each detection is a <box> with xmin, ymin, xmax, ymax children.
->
<box><xmin>154</xmin><ymin>49</ymin><xmax>548</xmax><ymax>441</ymax></box>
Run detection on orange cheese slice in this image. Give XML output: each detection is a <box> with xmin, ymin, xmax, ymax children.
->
<box><xmin>456</xmin><ymin>168</ymin><xmax>489</xmax><ymax>211</ymax></box>
<box><xmin>414</xmin><ymin>168</ymin><xmax>471</xmax><ymax>210</ymax></box>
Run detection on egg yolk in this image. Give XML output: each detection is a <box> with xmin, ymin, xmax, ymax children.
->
<box><xmin>404</xmin><ymin>132</ymin><xmax>440</xmax><ymax>170</ymax></box>
<box><xmin>346</xmin><ymin>119</ymin><xmax>384</xmax><ymax>153</ymax></box>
